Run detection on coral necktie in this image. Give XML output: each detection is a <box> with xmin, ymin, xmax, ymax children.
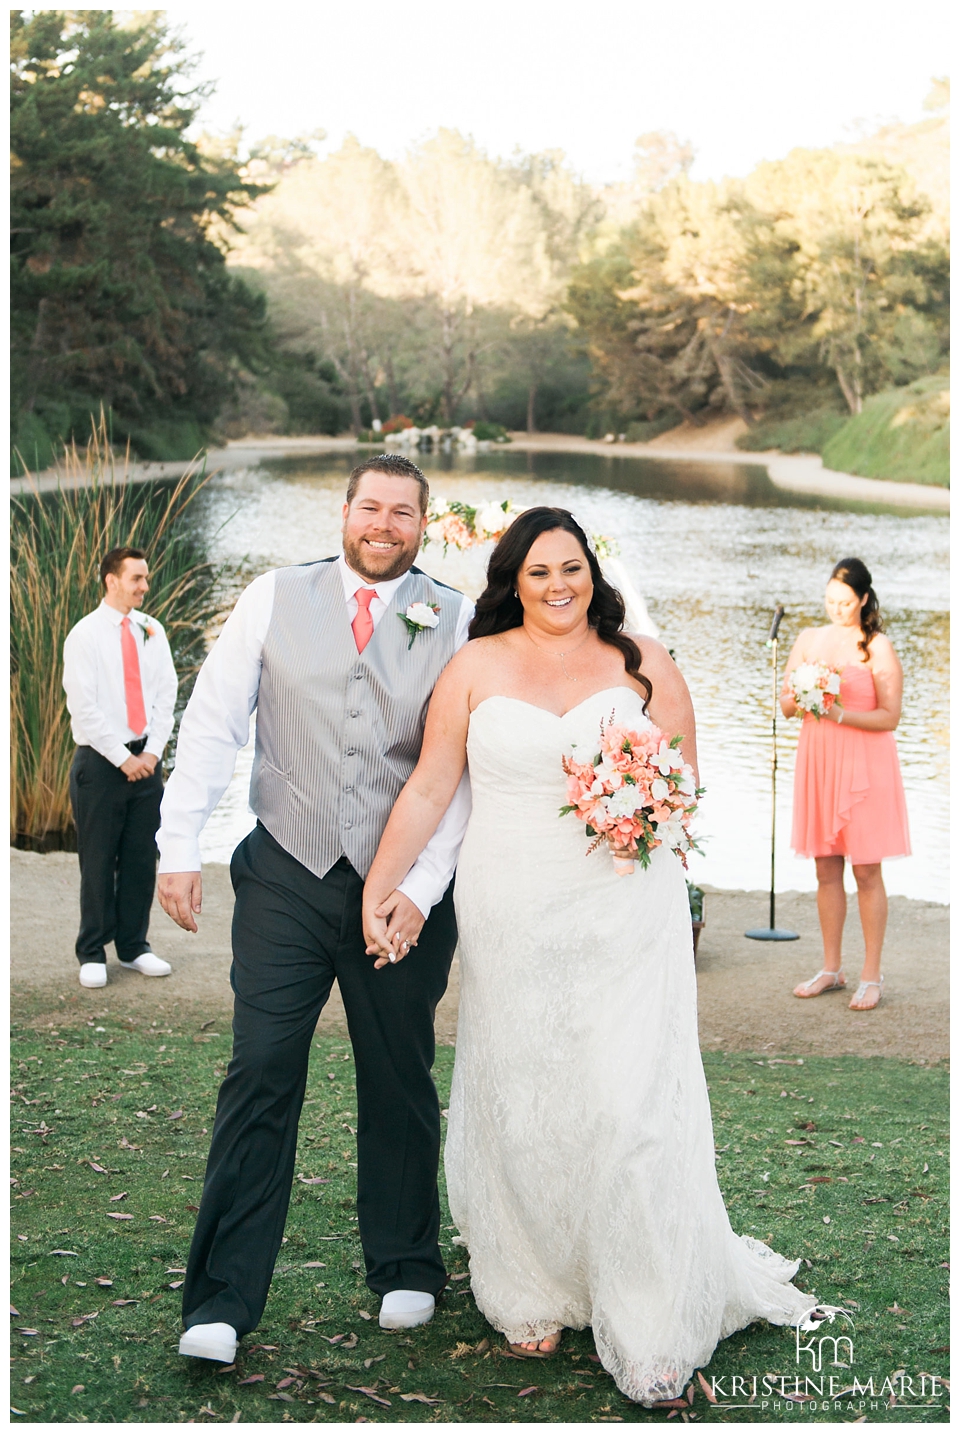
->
<box><xmin>352</xmin><ymin>587</ymin><xmax>376</xmax><ymax>654</ymax></box>
<box><xmin>121</xmin><ymin>616</ymin><xmax>148</xmax><ymax>736</ymax></box>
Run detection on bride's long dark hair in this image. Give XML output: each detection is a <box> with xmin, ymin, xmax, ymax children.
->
<box><xmin>468</xmin><ymin>506</ymin><xmax>653</xmax><ymax>709</ymax></box>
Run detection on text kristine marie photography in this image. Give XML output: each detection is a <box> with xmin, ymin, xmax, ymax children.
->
<box><xmin>706</xmin><ymin>1309</ymin><xmax>947</xmax><ymax>1413</ymax></box>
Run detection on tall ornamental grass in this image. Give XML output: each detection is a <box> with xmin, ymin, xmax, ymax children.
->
<box><xmin>11</xmin><ymin>419</ymin><xmax>220</xmax><ymax>850</ymax></box>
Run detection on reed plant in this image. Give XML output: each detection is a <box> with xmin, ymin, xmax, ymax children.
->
<box><xmin>11</xmin><ymin>416</ymin><xmax>220</xmax><ymax>850</ymax></box>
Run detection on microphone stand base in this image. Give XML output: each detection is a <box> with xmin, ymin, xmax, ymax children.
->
<box><xmin>745</xmin><ymin>927</ymin><xmax>800</xmax><ymax>941</ymax></box>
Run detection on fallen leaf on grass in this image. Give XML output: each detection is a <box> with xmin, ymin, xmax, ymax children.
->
<box><xmin>109</xmin><ymin>1192</ymin><xmax>129</xmax><ymax>1201</ymax></box>
<box><xmin>785</xmin><ymin>1140</ymin><xmax>810</xmax><ymax>1147</ymax></box>
<box><xmin>88</xmin><ymin>1163</ymin><xmax>108</xmax><ymax>1174</ymax></box>
<box><xmin>296</xmin><ymin>1175</ymin><xmax>328</xmax><ymax>1185</ymax></box>
<box><xmin>246</xmin><ymin>1344</ymin><xmax>278</xmax><ymax>1353</ymax></box>
<box><xmin>518</xmin><ymin>1385</ymin><xmax>538</xmax><ymax>1397</ymax></box>
<box><xmin>184</xmin><ymin>1204</ymin><xmax>200</xmax><ymax>1213</ymax></box>
<box><xmin>696</xmin><ymin>1372</ymin><xmax>717</xmax><ymax>1404</ymax></box>
<box><xmin>167</xmin><ymin>1110</ymin><xmax>184</xmax><ymax>1121</ymax></box>
<box><xmin>10</xmin><ymin>1305</ymin><xmax>19</xmax><ymax>1317</ymax></box>
<box><xmin>342</xmin><ymin>1332</ymin><xmax>359</xmax><ymax>1349</ymax></box>
<box><xmin>784</xmin><ymin>1392</ymin><xmax>814</xmax><ymax>1403</ymax></box>
<box><xmin>686</xmin><ymin>1384</ymin><xmax>695</xmax><ymax>1405</ymax></box>
<box><xmin>324</xmin><ymin>1333</ymin><xmax>346</xmax><ymax>1345</ymax></box>
<box><xmin>268</xmin><ymin>1392</ymin><xmax>295</xmax><ymax>1402</ymax></box>
<box><xmin>276</xmin><ymin>1377</ymin><xmax>298</xmax><ymax>1390</ymax></box>
<box><xmin>346</xmin><ymin>1385</ymin><xmax>391</xmax><ymax>1407</ymax></box>
<box><xmin>112</xmin><ymin>1299</ymin><xmax>139</xmax><ymax>1306</ymax></box>
<box><xmin>238</xmin><ymin>1374</ymin><xmax>264</xmax><ymax>1385</ymax></box>
<box><xmin>357</xmin><ymin>1309</ymin><xmax>373</xmax><ymax>1320</ymax></box>
<box><xmin>316</xmin><ymin>1392</ymin><xmax>337</xmax><ymax>1404</ymax></box>
<box><xmin>449</xmin><ymin>1271</ymin><xmax>471</xmax><ymax>1281</ymax></box>
<box><xmin>148</xmin><ymin>1216</ymin><xmax>168</xmax><ymax>1223</ymax></box>
<box><xmin>119</xmin><ymin>1137</ymin><xmax>141</xmax><ymax>1150</ymax></box>
<box><xmin>94</xmin><ymin>1277</ymin><xmax>113</xmax><ymax>1286</ymax></box>
<box><xmin>17</xmin><ymin>1329</ymin><xmax>40</xmax><ymax>1336</ymax></box>
<box><xmin>106</xmin><ymin>1212</ymin><xmax>133</xmax><ymax>1220</ymax></box>
<box><xmin>400</xmin><ymin>1393</ymin><xmax>441</xmax><ymax>1405</ymax></box>
<box><xmin>48</xmin><ymin>1250</ymin><xmax>78</xmax><ymax>1257</ymax></box>
<box><xmin>198</xmin><ymin>1405</ymin><xmax>219</xmax><ymax>1416</ymax></box>
<box><xmin>363</xmin><ymin>1355</ymin><xmax>386</xmax><ymax>1369</ymax></box>
<box><xmin>71</xmin><ymin>1384</ymin><xmax>85</xmax><ymax>1395</ymax></box>
<box><xmin>168</xmin><ymin>1280</ymin><xmax>184</xmax><ymax>1290</ymax></box>
<box><xmin>217</xmin><ymin>1364</ymin><xmax>236</xmax><ymax>1374</ymax></box>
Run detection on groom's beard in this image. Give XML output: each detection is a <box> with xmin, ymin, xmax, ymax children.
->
<box><xmin>342</xmin><ymin>530</ymin><xmax>422</xmax><ymax>583</ymax></box>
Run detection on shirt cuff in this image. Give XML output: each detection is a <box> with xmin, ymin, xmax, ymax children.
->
<box><xmin>396</xmin><ymin>868</ymin><xmax>442</xmax><ymax>921</ymax></box>
<box><xmin>106</xmin><ymin>743</ymin><xmax>132</xmax><ymax>768</ymax></box>
<box><xmin>156</xmin><ymin>835</ymin><xmax>203</xmax><ymax>874</ymax></box>
<box><xmin>145</xmin><ymin>738</ymin><xmax>166</xmax><ymax>761</ymax></box>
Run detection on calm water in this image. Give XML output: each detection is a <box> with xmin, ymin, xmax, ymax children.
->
<box><xmin>190</xmin><ymin>450</ymin><xmax>949</xmax><ymax>904</ymax></box>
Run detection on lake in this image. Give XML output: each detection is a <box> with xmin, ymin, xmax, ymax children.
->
<box><xmin>190</xmin><ymin>449</ymin><xmax>949</xmax><ymax>905</ymax></box>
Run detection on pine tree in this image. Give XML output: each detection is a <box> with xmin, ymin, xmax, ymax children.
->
<box><xmin>10</xmin><ymin>9</ymin><xmax>270</xmax><ymax>465</ymax></box>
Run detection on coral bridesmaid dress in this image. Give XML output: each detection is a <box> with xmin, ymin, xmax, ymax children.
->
<box><xmin>792</xmin><ymin>663</ymin><xmax>911</xmax><ymax>865</ymax></box>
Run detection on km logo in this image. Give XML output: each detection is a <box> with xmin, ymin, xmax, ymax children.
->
<box><xmin>794</xmin><ymin>1305</ymin><xmax>855</xmax><ymax>1371</ymax></box>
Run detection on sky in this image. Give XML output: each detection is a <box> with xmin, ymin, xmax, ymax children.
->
<box><xmin>164</xmin><ymin>0</ymin><xmax>947</xmax><ymax>183</ymax></box>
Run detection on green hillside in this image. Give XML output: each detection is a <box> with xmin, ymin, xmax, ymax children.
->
<box><xmin>821</xmin><ymin>376</ymin><xmax>949</xmax><ymax>486</ymax></box>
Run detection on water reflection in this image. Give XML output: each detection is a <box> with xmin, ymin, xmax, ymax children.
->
<box><xmin>191</xmin><ymin>452</ymin><xmax>949</xmax><ymax>904</ymax></box>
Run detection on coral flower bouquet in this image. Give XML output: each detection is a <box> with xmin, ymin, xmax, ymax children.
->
<box><xmin>787</xmin><ymin>662</ymin><xmax>843</xmax><ymax>720</ymax></box>
<box><xmin>560</xmin><ymin>716</ymin><xmax>703</xmax><ymax>876</ymax></box>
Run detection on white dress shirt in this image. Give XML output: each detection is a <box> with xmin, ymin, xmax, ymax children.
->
<box><xmin>62</xmin><ymin>601</ymin><xmax>178</xmax><ymax>767</ymax></box>
<box><xmin>157</xmin><ymin>555</ymin><xmax>474</xmax><ymax>916</ymax></box>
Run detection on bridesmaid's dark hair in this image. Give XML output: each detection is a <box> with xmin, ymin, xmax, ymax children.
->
<box><xmin>469</xmin><ymin>506</ymin><xmax>653</xmax><ymax>709</ymax></box>
<box><xmin>830</xmin><ymin>556</ymin><xmax>884</xmax><ymax>657</ymax></box>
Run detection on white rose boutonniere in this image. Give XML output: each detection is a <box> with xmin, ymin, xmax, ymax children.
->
<box><xmin>400</xmin><ymin>602</ymin><xmax>440</xmax><ymax>650</ymax></box>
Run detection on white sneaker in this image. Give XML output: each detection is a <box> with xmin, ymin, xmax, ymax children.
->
<box><xmin>79</xmin><ymin>964</ymin><xmax>107</xmax><ymax>988</ymax></box>
<box><xmin>124</xmin><ymin>951</ymin><xmax>172</xmax><ymax>977</ymax></box>
<box><xmin>379</xmin><ymin>1290</ymin><xmax>436</xmax><ymax>1329</ymax></box>
<box><xmin>178</xmin><ymin>1322</ymin><xmax>238</xmax><ymax>1363</ymax></box>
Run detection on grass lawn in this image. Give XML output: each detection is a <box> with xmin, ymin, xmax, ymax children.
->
<box><xmin>10</xmin><ymin>1010</ymin><xmax>949</xmax><ymax>1423</ymax></box>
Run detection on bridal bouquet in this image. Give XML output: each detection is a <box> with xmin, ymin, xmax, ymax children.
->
<box><xmin>560</xmin><ymin>717</ymin><xmax>702</xmax><ymax>876</ymax></box>
<box><xmin>423</xmin><ymin>499</ymin><xmax>523</xmax><ymax>552</ymax></box>
<box><xmin>787</xmin><ymin>662</ymin><xmax>843</xmax><ymax>720</ymax></box>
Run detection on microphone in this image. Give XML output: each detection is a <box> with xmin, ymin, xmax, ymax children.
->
<box><xmin>766</xmin><ymin>605</ymin><xmax>785</xmax><ymax>646</ymax></box>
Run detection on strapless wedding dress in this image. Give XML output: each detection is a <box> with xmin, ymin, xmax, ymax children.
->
<box><xmin>446</xmin><ymin>686</ymin><xmax>816</xmax><ymax>1405</ymax></box>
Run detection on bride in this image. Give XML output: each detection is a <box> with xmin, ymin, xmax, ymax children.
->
<box><xmin>362</xmin><ymin>507</ymin><xmax>816</xmax><ymax>1404</ymax></box>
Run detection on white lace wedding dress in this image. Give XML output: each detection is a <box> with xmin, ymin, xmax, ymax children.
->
<box><xmin>445</xmin><ymin>687</ymin><xmax>816</xmax><ymax>1405</ymax></box>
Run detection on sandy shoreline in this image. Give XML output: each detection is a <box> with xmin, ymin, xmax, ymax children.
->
<box><xmin>11</xmin><ymin>850</ymin><xmax>947</xmax><ymax>1063</ymax></box>
<box><xmin>11</xmin><ymin>427</ymin><xmax>948</xmax><ymax>511</ymax></box>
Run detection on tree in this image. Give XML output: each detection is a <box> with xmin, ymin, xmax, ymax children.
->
<box><xmin>10</xmin><ymin>9</ymin><xmax>270</xmax><ymax>463</ymax></box>
<box><xmin>231</xmin><ymin>135</ymin><xmax>406</xmax><ymax>431</ymax></box>
<box><xmin>747</xmin><ymin>151</ymin><xmax>943</xmax><ymax>413</ymax></box>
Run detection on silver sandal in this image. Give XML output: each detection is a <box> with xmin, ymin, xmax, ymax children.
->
<box><xmin>794</xmin><ymin>969</ymin><xmax>846</xmax><ymax>998</ymax></box>
<box><xmin>849</xmin><ymin>975</ymin><xmax>883</xmax><ymax>1010</ymax></box>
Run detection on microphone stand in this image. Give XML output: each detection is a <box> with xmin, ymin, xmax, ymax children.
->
<box><xmin>745</xmin><ymin>604</ymin><xmax>799</xmax><ymax>941</ymax></box>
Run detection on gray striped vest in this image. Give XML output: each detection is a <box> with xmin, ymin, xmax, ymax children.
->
<box><xmin>250</xmin><ymin>558</ymin><xmax>463</xmax><ymax>879</ymax></box>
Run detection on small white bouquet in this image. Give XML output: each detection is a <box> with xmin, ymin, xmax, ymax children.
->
<box><xmin>787</xmin><ymin>662</ymin><xmax>843</xmax><ymax>721</ymax></box>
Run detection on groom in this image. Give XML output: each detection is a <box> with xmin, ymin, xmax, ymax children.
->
<box><xmin>157</xmin><ymin>453</ymin><xmax>473</xmax><ymax>1364</ymax></box>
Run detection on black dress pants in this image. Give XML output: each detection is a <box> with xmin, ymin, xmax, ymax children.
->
<box><xmin>69</xmin><ymin>745</ymin><xmax>163</xmax><ymax>964</ymax></box>
<box><xmin>182</xmin><ymin>823</ymin><xmax>458</xmax><ymax>1336</ymax></box>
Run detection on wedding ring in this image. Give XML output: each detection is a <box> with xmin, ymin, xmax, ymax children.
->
<box><xmin>401</xmin><ymin>939</ymin><xmax>411</xmax><ymax>952</ymax></box>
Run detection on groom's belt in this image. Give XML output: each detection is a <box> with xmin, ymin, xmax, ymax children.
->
<box><xmin>125</xmin><ymin>736</ymin><xmax>149</xmax><ymax>755</ymax></box>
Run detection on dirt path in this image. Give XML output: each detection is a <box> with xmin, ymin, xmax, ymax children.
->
<box><xmin>11</xmin><ymin>851</ymin><xmax>947</xmax><ymax>1061</ymax></box>
<box><xmin>11</xmin><ymin>428</ymin><xmax>947</xmax><ymax>511</ymax></box>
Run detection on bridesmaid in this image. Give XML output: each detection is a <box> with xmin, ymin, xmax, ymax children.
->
<box><xmin>781</xmin><ymin>558</ymin><xmax>910</xmax><ymax>1011</ymax></box>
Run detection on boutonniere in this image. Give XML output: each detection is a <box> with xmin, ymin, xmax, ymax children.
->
<box><xmin>399</xmin><ymin>602</ymin><xmax>440</xmax><ymax>650</ymax></box>
<box><xmin>139</xmin><ymin>616</ymin><xmax>158</xmax><ymax>643</ymax></box>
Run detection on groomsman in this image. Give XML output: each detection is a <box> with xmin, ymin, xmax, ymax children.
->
<box><xmin>157</xmin><ymin>453</ymin><xmax>472</xmax><ymax>1364</ymax></box>
<box><xmin>62</xmin><ymin>547</ymin><xmax>178</xmax><ymax>988</ymax></box>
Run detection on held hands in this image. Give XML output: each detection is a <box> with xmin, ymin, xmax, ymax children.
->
<box><xmin>158</xmin><ymin>872</ymin><xmax>203</xmax><ymax>933</ymax></box>
<box><xmin>120</xmin><ymin>752</ymin><xmax>157</xmax><ymax>782</ymax></box>
<box><xmin>363</xmin><ymin>889</ymin><xmax>425</xmax><ymax>970</ymax></box>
